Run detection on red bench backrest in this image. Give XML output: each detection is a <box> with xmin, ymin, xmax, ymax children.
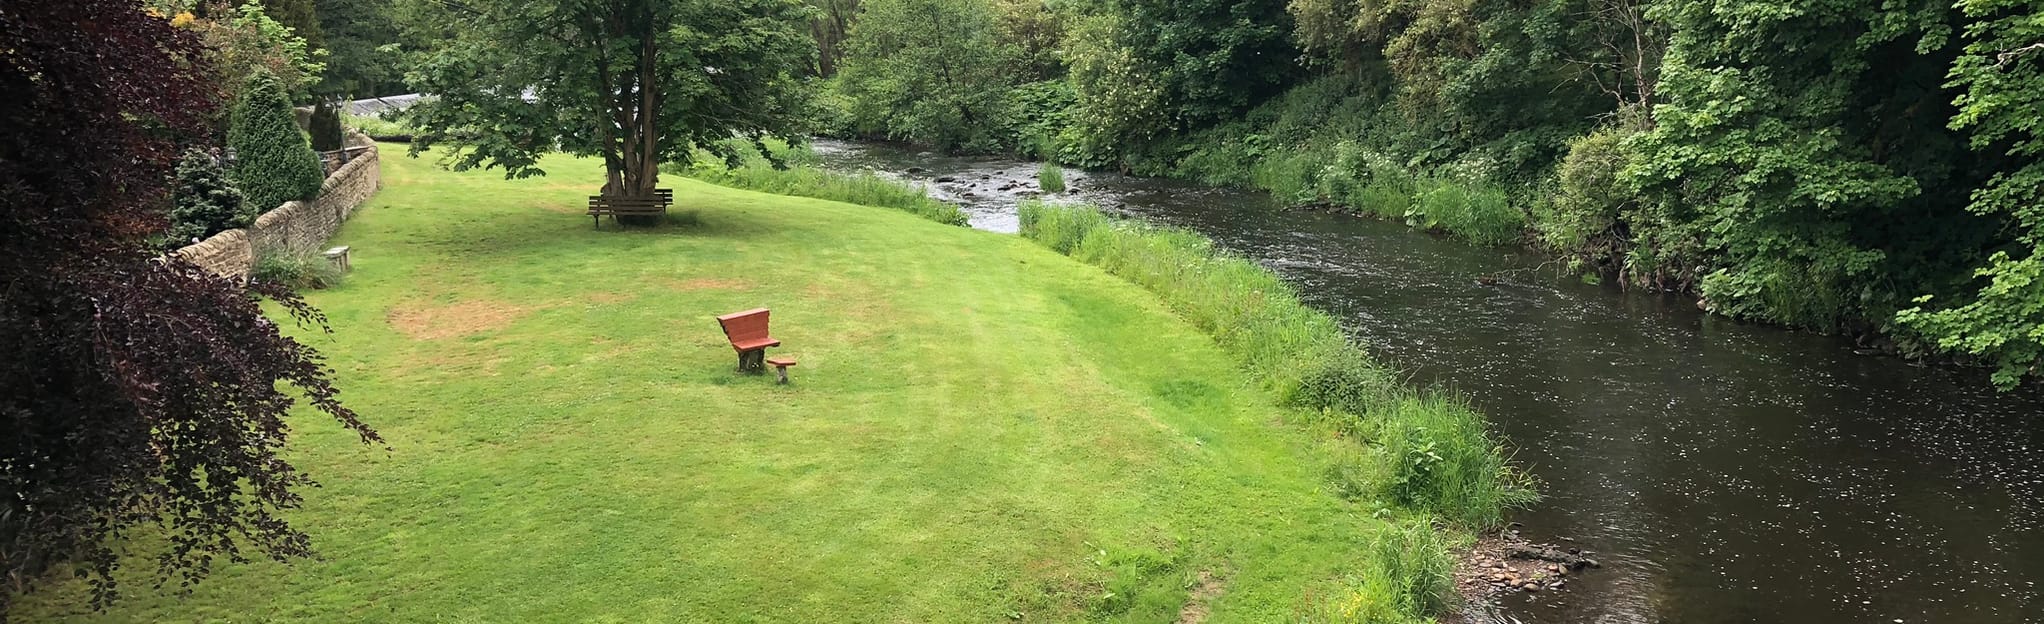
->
<box><xmin>716</xmin><ymin>308</ymin><xmax>772</xmax><ymax>344</ymax></box>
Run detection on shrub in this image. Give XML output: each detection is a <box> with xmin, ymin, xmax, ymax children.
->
<box><xmin>252</xmin><ymin>250</ymin><xmax>344</xmax><ymax>290</ymax></box>
<box><xmin>1897</xmin><ymin>254</ymin><xmax>2044</xmax><ymax>390</ymax></box>
<box><xmin>162</xmin><ymin>148</ymin><xmax>253</xmax><ymax>248</ymax></box>
<box><xmin>674</xmin><ymin>141</ymin><xmax>967</xmax><ymax>226</ymax></box>
<box><xmin>1019</xmin><ymin>202</ymin><xmax>1534</xmax><ymax>530</ymax></box>
<box><xmin>1037</xmin><ymin>162</ymin><xmax>1067</xmax><ymax>193</ymax></box>
<box><xmin>308</xmin><ymin>98</ymin><xmax>345</xmax><ymax>152</ymax></box>
<box><xmin>343</xmin><ymin>111</ymin><xmax>414</xmax><ymax>139</ymax></box>
<box><xmin>229</xmin><ymin>68</ymin><xmax>327</xmax><ymax>212</ymax></box>
<box><xmin>1250</xmin><ymin>150</ymin><xmax>1320</xmax><ymax>205</ymax></box>
<box><xmin>1538</xmin><ymin>124</ymin><xmax>1640</xmax><ymax>267</ymax></box>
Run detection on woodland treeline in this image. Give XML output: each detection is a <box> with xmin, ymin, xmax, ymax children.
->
<box><xmin>327</xmin><ymin>0</ymin><xmax>2042</xmax><ymax>386</ymax></box>
<box><xmin>788</xmin><ymin>0</ymin><xmax>2042</xmax><ymax>389</ymax></box>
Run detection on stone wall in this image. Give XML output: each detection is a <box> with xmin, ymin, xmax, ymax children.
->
<box><xmin>171</xmin><ymin>229</ymin><xmax>253</xmax><ymax>282</ymax></box>
<box><xmin>171</xmin><ymin>131</ymin><xmax>381</xmax><ymax>279</ymax></box>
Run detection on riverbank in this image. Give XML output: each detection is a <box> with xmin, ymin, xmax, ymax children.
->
<box><xmin>19</xmin><ymin>147</ymin><xmax>1504</xmax><ymax>622</ymax></box>
<box><xmin>792</xmin><ymin>139</ymin><xmax>2044</xmax><ymax>623</ymax></box>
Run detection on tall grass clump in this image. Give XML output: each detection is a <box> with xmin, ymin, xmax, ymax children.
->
<box><xmin>675</xmin><ymin>142</ymin><xmax>967</xmax><ymax>226</ymax></box>
<box><xmin>1019</xmin><ymin>200</ymin><xmax>1534</xmax><ymax>528</ymax></box>
<box><xmin>1306</xmin><ymin>519</ymin><xmax>1457</xmax><ymax>623</ymax></box>
<box><xmin>1410</xmin><ymin>178</ymin><xmax>1524</xmax><ymax>246</ymax></box>
<box><xmin>1371</xmin><ymin>393</ymin><xmax>1538</xmax><ymax>527</ymax></box>
<box><xmin>251</xmin><ymin>250</ymin><xmax>344</xmax><ymax>290</ymax></box>
<box><xmin>1036</xmin><ymin>162</ymin><xmax>1067</xmax><ymax>193</ymax></box>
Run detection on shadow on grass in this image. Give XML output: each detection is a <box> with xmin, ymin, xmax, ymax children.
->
<box><xmin>406</xmin><ymin>205</ymin><xmax>776</xmax><ymax>263</ymax></box>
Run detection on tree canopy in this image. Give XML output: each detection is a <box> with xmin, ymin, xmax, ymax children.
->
<box><xmin>403</xmin><ymin>0</ymin><xmax>816</xmax><ymax>198</ymax></box>
<box><xmin>791</xmin><ymin>0</ymin><xmax>2044</xmax><ymax>388</ymax></box>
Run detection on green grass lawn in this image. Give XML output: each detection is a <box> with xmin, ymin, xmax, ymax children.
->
<box><xmin>21</xmin><ymin>147</ymin><xmax>1406</xmax><ymax>622</ymax></box>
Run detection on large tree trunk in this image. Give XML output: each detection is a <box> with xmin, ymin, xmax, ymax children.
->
<box><xmin>598</xmin><ymin>0</ymin><xmax>662</xmax><ymax>225</ymax></box>
<box><xmin>597</xmin><ymin>0</ymin><xmax>662</xmax><ymax>224</ymax></box>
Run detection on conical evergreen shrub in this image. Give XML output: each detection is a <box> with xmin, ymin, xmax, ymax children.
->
<box><xmin>229</xmin><ymin>69</ymin><xmax>326</xmax><ymax>212</ymax></box>
<box><xmin>164</xmin><ymin>148</ymin><xmax>252</xmax><ymax>248</ymax></box>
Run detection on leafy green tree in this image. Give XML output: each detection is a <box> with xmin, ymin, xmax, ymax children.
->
<box><xmin>1107</xmin><ymin>0</ymin><xmax>1298</xmax><ymax>127</ymax></box>
<box><xmin>404</xmin><ymin>0</ymin><xmax>814</xmax><ymax>202</ymax></box>
<box><xmin>1281</xmin><ymin>0</ymin><xmax>1654</xmax><ymax>176</ymax></box>
<box><xmin>261</xmin><ymin>0</ymin><xmax>324</xmax><ymax>49</ymax></box>
<box><xmin>315</xmin><ymin>0</ymin><xmax>414</xmax><ymax>97</ymax></box>
<box><xmin>230</xmin><ymin>68</ymin><xmax>328</xmax><ymax>211</ymax></box>
<box><xmin>165</xmin><ymin>148</ymin><xmax>255</xmax><ymax>247</ymax></box>
<box><xmin>1060</xmin><ymin>10</ymin><xmax>1166</xmax><ymax>167</ymax></box>
<box><xmin>1623</xmin><ymin>0</ymin><xmax>1985</xmax><ymax>329</ymax></box>
<box><xmin>1897</xmin><ymin>0</ymin><xmax>2044</xmax><ymax>389</ymax></box>
<box><xmin>991</xmin><ymin>0</ymin><xmax>1064</xmax><ymax>81</ymax></box>
<box><xmin>807</xmin><ymin>0</ymin><xmax>861</xmax><ymax>77</ymax></box>
<box><xmin>836</xmin><ymin>0</ymin><xmax>1013</xmax><ymax>150</ymax></box>
<box><xmin>203</xmin><ymin>1</ymin><xmax>328</xmax><ymax>98</ymax></box>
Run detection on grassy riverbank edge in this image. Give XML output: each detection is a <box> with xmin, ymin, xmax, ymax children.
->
<box><xmin>668</xmin><ymin>143</ymin><xmax>969</xmax><ymax>227</ymax></box>
<box><xmin>678</xmin><ymin>154</ymin><xmax>1541</xmax><ymax>619</ymax></box>
<box><xmin>1017</xmin><ymin>200</ymin><xmax>1537</xmax><ymax>620</ymax></box>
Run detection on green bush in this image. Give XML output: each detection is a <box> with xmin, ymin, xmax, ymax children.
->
<box><xmin>343</xmin><ymin>111</ymin><xmax>414</xmax><ymax>138</ymax></box>
<box><xmin>1538</xmin><ymin>124</ymin><xmax>1639</xmax><ymax>268</ymax></box>
<box><xmin>162</xmin><ymin>148</ymin><xmax>252</xmax><ymax>249</ymax></box>
<box><xmin>229</xmin><ymin>69</ymin><xmax>326</xmax><ymax>212</ymax></box>
<box><xmin>673</xmin><ymin>141</ymin><xmax>967</xmax><ymax>227</ymax></box>
<box><xmin>1019</xmin><ymin>201</ymin><xmax>1535</xmax><ymax>530</ymax></box>
<box><xmin>1035</xmin><ymin>162</ymin><xmax>1066</xmax><ymax>193</ymax></box>
<box><xmin>252</xmin><ymin>250</ymin><xmax>344</xmax><ymax>290</ymax></box>
<box><xmin>1898</xmin><ymin>254</ymin><xmax>2044</xmax><ymax>389</ymax></box>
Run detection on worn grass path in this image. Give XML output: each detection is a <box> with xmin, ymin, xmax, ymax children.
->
<box><xmin>22</xmin><ymin>147</ymin><xmax>1392</xmax><ymax>622</ymax></box>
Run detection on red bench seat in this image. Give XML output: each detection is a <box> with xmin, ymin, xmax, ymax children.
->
<box><xmin>716</xmin><ymin>308</ymin><xmax>781</xmax><ymax>373</ymax></box>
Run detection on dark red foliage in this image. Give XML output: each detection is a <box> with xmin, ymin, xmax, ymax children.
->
<box><xmin>0</xmin><ymin>1</ymin><xmax>378</xmax><ymax>618</ymax></box>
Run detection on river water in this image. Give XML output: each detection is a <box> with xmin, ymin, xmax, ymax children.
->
<box><xmin>809</xmin><ymin>140</ymin><xmax>2044</xmax><ymax>624</ymax></box>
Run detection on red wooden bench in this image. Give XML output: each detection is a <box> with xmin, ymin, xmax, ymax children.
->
<box><xmin>715</xmin><ymin>308</ymin><xmax>782</xmax><ymax>373</ymax></box>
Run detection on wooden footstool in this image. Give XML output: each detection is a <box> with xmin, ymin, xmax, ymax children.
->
<box><xmin>765</xmin><ymin>357</ymin><xmax>797</xmax><ymax>384</ymax></box>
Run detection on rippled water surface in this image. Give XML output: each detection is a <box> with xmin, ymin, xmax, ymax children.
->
<box><xmin>810</xmin><ymin>140</ymin><xmax>2044</xmax><ymax>624</ymax></box>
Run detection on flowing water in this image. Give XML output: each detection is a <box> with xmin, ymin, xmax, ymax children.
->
<box><xmin>809</xmin><ymin>140</ymin><xmax>2044</xmax><ymax>624</ymax></box>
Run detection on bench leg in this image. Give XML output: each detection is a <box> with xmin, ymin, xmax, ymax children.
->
<box><xmin>774</xmin><ymin>365</ymin><xmax>790</xmax><ymax>384</ymax></box>
<box><xmin>737</xmin><ymin>349</ymin><xmax>765</xmax><ymax>374</ymax></box>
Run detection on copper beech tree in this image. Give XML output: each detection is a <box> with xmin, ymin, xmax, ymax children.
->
<box><xmin>0</xmin><ymin>1</ymin><xmax>377</xmax><ymax>618</ymax></box>
<box><xmin>403</xmin><ymin>0</ymin><xmax>815</xmax><ymax>207</ymax></box>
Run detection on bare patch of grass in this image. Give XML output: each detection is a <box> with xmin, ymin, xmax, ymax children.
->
<box><xmin>385</xmin><ymin>298</ymin><xmax>537</xmax><ymax>340</ymax></box>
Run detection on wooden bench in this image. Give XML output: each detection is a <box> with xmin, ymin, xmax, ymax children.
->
<box><xmin>715</xmin><ymin>308</ymin><xmax>781</xmax><ymax>373</ymax></box>
<box><xmin>587</xmin><ymin>189</ymin><xmax>672</xmax><ymax>228</ymax></box>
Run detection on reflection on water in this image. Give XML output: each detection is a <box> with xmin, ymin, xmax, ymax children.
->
<box><xmin>811</xmin><ymin>140</ymin><xmax>2044</xmax><ymax>624</ymax></box>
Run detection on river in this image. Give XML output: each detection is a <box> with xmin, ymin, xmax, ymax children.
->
<box><xmin>809</xmin><ymin>140</ymin><xmax>2044</xmax><ymax>624</ymax></box>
